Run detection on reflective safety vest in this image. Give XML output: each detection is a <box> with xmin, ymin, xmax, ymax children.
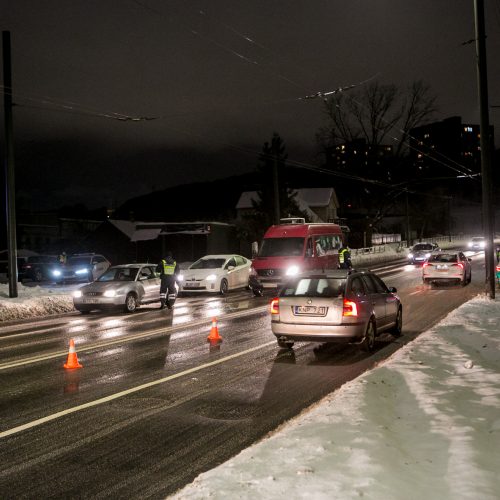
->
<box><xmin>161</xmin><ymin>260</ymin><xmax>176</xmax><ymax>275</ymax></box>
<box><xmin>339</xmin><ymin>248</ymin><xmax>348</xmax><ymax>264</ymax></box>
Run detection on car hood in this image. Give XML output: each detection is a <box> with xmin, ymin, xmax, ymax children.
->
<box><xmin>183</xmin><ymin>268</ymin><xmax>224</xmax><ymax>279</ymax></box>
<box><xmin>80</xmin><ymin>281</ymin><xmax>135</xmax><ymax>292</ymax></box>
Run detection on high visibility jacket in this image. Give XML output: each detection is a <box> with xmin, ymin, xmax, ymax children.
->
<box><xmin>339</xmin><ymin>248</ymin><xmax>349</xmax><ymax>264</ymax></box>
<box><xmin>161</xmin><ymin>259</ymin><xmax>177</xmax><ymax>276</ymax></box>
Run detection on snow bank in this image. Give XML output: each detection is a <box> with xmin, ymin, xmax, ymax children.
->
<box><xmin>0</xmin><ymin>283</ymin><xmax>74</xmax><ymax>322</ymax></box>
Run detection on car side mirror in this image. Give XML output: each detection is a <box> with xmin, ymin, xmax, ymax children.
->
<box><xmin>140</xmin><ymin>275</ymin><xmax>148</xmax><ymax>280</ymax></box>
<box><xmin>468</xmin><ymin>258</ymin><xmax>472</xmax><ymax>262</ymax></box>
<box><xmin>227</xmin><ymin>265</ymin><xmax>235</xmax><ymax>271</ymax></box>
<box><xmin>388</xmin><ymin>286</ymin><xmax>397</xmax><ymax>293</ymax></box>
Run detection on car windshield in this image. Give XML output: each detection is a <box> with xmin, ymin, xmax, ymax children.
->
<box><xmin>67</xmin><ymin>257</ymin><xmax>91</xmax><ymax>266</ymax></box>
<box><xmin>472</xmin><ymin>238</ymin><xmax>484</xmax><ymax>242</ymax></box>
<box><xmin>259</xmin><ymin>237</ymin><xmax>305</xmax><ymax>257</ymax></box>
<box><xmin>413</xmin><ymin>244</ymin><xmax>433</xmax><ymax>251</ymax></box>
<box><xmin>429</xmin><ymin>254</ymin><xmax>458</xmax><ymax>263</ymax></box>
<box><xmin>190</xmin><ymin>258</ymin><xmax>226</xmax><ymax>269</ymax></box>
<box><xmin>280</xmin><ymin>278</ymin><xmax>345</xmax><ymax>298</ymax></box>
<box><xmin>97</xmin><ymin>268</ymin><xmax>138</xmax><ymax>282</ymax></box>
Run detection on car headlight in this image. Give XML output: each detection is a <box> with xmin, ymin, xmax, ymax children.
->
<box><xmin>73</xmin><ymin>290</ymin><xmax>82</xmax><ymax>298</ymax></box>
<box><xmin>425</xmin><ymin>253</ymin><xmax>431</xmax><ymax>258</ymax></box>
<box><xmin>52</xmin><ymin>269</ymin><xmax>62</xmax><ymax>277</ymax></box>
<box><xmin>408</xmin><ymin>253</ymin><xmax>414</xmax><ymax>259</ymax></box>
<box><xmin>480</xmin><ymin>242</ymin><xmax>486</xmax><ymax>248</ymax></box>
<box><xmin>206</xmin><ymin>274</ymin><xmax>217</xmax><ymax>281</ymax></box>
<box><xmin>285</xmin><ymin>265</ymin><xmax>300</xmax><ymax>276</ymax></box>
<box><xmin>468</xmin><ymin>242</ymin><xmax>473</xmax><ymax>247</ymax></box>
<box><xmin>177</xmin><ymin>273</ymin><xmax>184</xmax><ymax>281</ymax></box>
<box><xmin>75</xmin><ymin>268</ymin><xmax>89</xmax><ymax>275</ymax></box>
<box><xmin>103</xmin><ymin>290</ymin><xmax>116</xmax><ymax>297</ymax></box>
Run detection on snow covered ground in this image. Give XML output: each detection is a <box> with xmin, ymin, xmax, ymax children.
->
<box><xmin>170</xmin><ymin>295</ymin><xmax>500</xmax><ymax>500</ymax></box>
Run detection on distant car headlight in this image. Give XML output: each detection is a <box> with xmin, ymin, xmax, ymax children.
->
<box><xmin>408</xmin><ymin>253</ymin><xmax>414</xmax><ymax>259</ymax></box>
<box><xmin>206</xmin><ymin>274</ymin><xmax>217</xmax><ymax>281</ymax></box>
<box><xmin>480</xmin><ymin>241</ymin><xmax>486</xmax><ymax>248</ymax></box>
<box><xmin>286</xmin><ymin>265</ymin><xmax>300</xmax><ymax>276</ymax></box>
<box><xmin>76</xmin><ymin>268</ymin><xmax>89</xmax><ymax>275</ymax></box>
<box><xmin>73</xmin><ymin>290</ymin><xmax>82</xmax><ymax>298</ymax></box>
<box><xmin>468</xmin><ymin>242</ymin><xmax>473</xmax><ymax>247</ymax></box>
<box><xmin>177</xmin><ymin>273</ymin><xmax>184</xmax><ymax>281</ymax></box>
<box><xmin>425</xmin><ymin>253</ymin><xmax>431</xmax><ymax>259</ymax></box>
<box><xmin>103</xmin><ymin>290</ymin><xmax>116</xmax><ymax>297</ymax></box>
<box><xmin>52</xmin><ymin>269</ymin><xmax>62</xmax><ymax>277</ymax></box>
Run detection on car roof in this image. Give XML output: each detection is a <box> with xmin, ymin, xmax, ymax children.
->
<box><xmin>294</xmin><ymin>268</ymin><xmax>370</xmax><ymax>280</ymax></box>
<box><xmin>110</xmin><ymin>263</ymin><xmax>152</xmax><ymax>269</ymax></box>
<box><xmin>196</xmin><ymin>254</ymin><xmax>239</xmax><ymax>259</ymax></box>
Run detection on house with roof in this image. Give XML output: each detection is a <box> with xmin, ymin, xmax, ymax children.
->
<box><xmin>235</xmin><ymin>187</ymin><xmax>340</xmax><ymax>223</ymax></box>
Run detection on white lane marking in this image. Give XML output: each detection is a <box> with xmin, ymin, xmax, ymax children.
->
<box><xmin>408</xmin><ymin>290</ymin><xmax>421</xmax><ymax>296</ymax></box>
<box><xmin>0</xmin><ymin>305</ymin><xmax>269</xmax><ymax>370</ymax></box>
<box><xmin>0</xmin><ymin>340</ymin><xmax>277</xmax><ymax>439</ymax></box>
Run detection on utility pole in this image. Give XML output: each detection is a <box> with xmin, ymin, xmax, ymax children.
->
<box><xmin>474</xmin><ymin>0</ymin><xmax>495</xmax><ymax>298</ymax></box>
<box><xmin>2</xmin><ymin>31</ymin><xmax>18</xmax><ymax>298</ymax></box>
<box><xmin>272</xmin><ymin>152</ymin><xmax>280</xmax><ymax>225</ymax></box>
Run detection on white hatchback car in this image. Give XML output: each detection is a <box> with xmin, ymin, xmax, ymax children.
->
<box><xmin>422</xmin><ymin>251</ymin><xmax>472</xmax><ymax>286</ymax></box>
<box><xmin>179</xmin><ymin>254</ymin><xmax>252</xmax><ymax>295</ymax></box>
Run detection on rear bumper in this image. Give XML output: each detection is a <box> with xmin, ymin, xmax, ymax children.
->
<box><xmin>271</xmin><ymin>320</ymin><xmax>367</xmax><ymax>341</ymax></box>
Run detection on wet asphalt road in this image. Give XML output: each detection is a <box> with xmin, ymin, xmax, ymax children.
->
<box><xmin>0</xmin><ymin>255</ymin><xmax>487</xmax><ymax>498</ymax></box>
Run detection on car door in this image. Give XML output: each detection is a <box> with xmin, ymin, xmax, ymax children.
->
<box><xmin>458</xmin><ymin>252</ymin><xmax>470</xmax><ymax>280</ymax></box>
<box><xmin>137</xmin><ymin>266</ymin><xmax>159</xmax><ymax>302</ymax></box>
<box><xmin>234</xmin><ymin>256</ymin><xmax>249</xmax><ymax>287</ymax></box>
<box><xmin>361</xmin><ymin>274</ymin><xmax>388</xmax><ymax>327</ymax></box>
<box><xmin>92</xmin><ymin>256</ymin><xmax>108</xmax><ymax>280</ymax></box>
<box><xmin>224</xmin><ymin>257</ymin><xmax>238</xmax><ymax>290</ymax></box>
<box><xmin>369</xmin><ymin>273</ymin><xmax>398</xmax><ymax>327</ymax></box>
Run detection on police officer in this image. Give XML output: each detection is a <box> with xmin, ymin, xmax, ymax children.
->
<box><xmin>157</xmin><ymin>251</ymin><xmax>179</xmax><ymax>309</ymax></box>
<box><xmin>338</xmin><ymin>244</ymin><xmax>352</xmax><ymax>269</ymax></box>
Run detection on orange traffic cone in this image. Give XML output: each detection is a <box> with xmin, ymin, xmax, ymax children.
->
<box><xmin>207</xmin><ymin>317</ymin><xmax>223</xmax><ymax>343</ymax></box>
<box><xmin>64</xmin><ymin>338</ymin><xmax>83</xmax><ymax>369</ymax></box>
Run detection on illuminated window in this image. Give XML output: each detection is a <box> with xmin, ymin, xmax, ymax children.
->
<box><xmin>464</xmin><ymin>126</ymin><xmax>473</xmax><ymax>132</ymax></box>
<box><xmin>424</xmin><ymin>133</ymin><xmax>430</xmax><ymax>139</ymax></box>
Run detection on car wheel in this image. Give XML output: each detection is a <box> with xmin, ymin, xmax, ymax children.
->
<box><xmin>124</xmin><ymin>293</ymin><xmax>138</xmax><ymax>313</ymax></box>
<box><xmin>34</xmin><ymin>269</ymin><xmax>43</xmax><ymax>282</ymax></box>
<box><xmin>252</xmin><ymin>287</ymin><xmax>263</xmax><ymax>297</ymax></box>
<box><xmin>360</xmin><ymin>318</ymin><xmax>376</xmax><ymax>352</ymax></box>
<box><xmin>220</xmin><ymin>278</ymin><xmax>228</xmax><ymax>295</ymax></box>
<box><xmin>277</xmin><ymin>339</ymin><xmax>294</xmax><ymax>349</ymax></box>
<box><xmin>391</xmin><ymin>307</ymin><xmax>403</xmax><ymax>337</ymax></box>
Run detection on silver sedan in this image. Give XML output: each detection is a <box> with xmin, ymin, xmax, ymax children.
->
<box><xmin>73</xmin><ymin>263</ymin><xmax>161</xmax><ymax>313</ymax></box>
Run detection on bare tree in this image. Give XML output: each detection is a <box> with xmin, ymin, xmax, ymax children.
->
<box><xmin>317</xmin><ymin>80</ymin><xmax>437</xmax><ymax>156</ymax></box>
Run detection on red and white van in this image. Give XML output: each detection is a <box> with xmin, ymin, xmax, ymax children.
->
<box><xmin>251</xmin><ymin>219</ymin><xmax>345</xmax><ymax>288</ymax></box>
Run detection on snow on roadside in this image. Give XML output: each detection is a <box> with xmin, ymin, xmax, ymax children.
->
<box><xmin>0</xmin><ymin>283</ymin><xmax>75</xmax><ymax>322</ymax></box>
<box><xmin>169</xmin><ymin>295</ymin><xmax>500</xmax><ymax>500</ymax></box>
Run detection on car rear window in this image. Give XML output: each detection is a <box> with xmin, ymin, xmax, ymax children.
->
<box><xmin>280</xmin><ymin>278</ymin><xmax>345</xmax><ymax>298</ymax></box>
<box><xmin>429</xmin><ymin>254</ymin><xmax>458</xmax><ymax>263</ymax></box>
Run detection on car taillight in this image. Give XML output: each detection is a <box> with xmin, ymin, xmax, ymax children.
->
<box><xmin>270</xmin><ymin>297</ymin><xmax>280</xmax><ymax>314</ymax></box>
<box><xmin>343</xmin><ymin>299</ymin><xmax>358</xmax><ymax>317</ymax></box>
<box><xmin>423</xmin><ymin>262</ymin><xmax>429</xmax><ymax>268</ymax></box>
<box><xmin>496</xmin><ymin>266</ymin><xmax>500</xmax><ymax>272</ymax></box>
<box><xmin>454</xmin><ymin>263</ymin><xmax>464</xmax><ymax>269</ymax></box>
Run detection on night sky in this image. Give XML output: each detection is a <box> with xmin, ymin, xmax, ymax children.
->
<box><xmin>1</xmin><ymin>0</ymin><xmax>500</xmax><ymax>211</ymax></box>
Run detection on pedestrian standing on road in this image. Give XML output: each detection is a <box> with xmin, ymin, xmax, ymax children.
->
<box><xmin>338</xmin><ymin>244</ymin><xmax>352</xmax><ymax>270</ymax></box>
<box><xmin>58</xmin><ymin>251</ymin><xmax>67</xmax><ymax>265</ymax></box>
<box><xmin>157</xmin><ymin>251</ymin><xmax>179</xmax><ymax>310</ymax></box>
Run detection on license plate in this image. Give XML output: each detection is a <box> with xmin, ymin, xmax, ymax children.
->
<box><xmin>436</xmin><ymin>265</ymin><xmax>448</xmax><ymax>271</ymax></box>
<box><xmin>83</xmin><ymin>299</ymin><xmax>98</xmax><ymax>304</ymax></box>
<box><xmin>293</xmin><ymin>305</ymin><xmax>327</xmax><ymax>316</ymax></box>
<box><xmin>187</xmin><ymin>282</ymin><xmax>199</xmax><ymax>287</ymax></box>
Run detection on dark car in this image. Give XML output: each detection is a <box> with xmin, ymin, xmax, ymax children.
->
<box><xmin>19</xmin><ymin>255</ymin><xmax>59</xmax><ymax>282</ymax></box>
<box><xmin>407</xmin><ymin>242</ymin><xmax>440</xmax><ymax>265</ymax></box>
<box><xmin>270</xmin><ymin>268</ymin><xmax>402</xmax><ymax>351</ymax></box>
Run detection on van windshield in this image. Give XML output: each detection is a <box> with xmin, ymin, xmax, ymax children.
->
<box><xmin>259</xmin><ymin>237</ymin><xmax>304</xmax><ymax>257</ymax></box>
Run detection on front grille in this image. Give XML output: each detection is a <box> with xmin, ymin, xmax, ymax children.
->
<box><xmin>256</xmin><ymin>269</ymin><xmax>284</xmax><ymax>278</ymax></box>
